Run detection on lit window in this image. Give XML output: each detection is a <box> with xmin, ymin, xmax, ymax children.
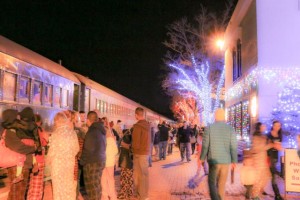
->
<box><xmin>3</xmin><ymin>72</ymin><xmax>17</xmax><ymax>102</ymax></box>
<box><xmin>44</xmin><ymin>84</ymin><xmax>53</xmax><ymax>105</ymax></box>
<box><xmin>33</xmin><ymin>81</ymin><xmax>42</xmax><ymax>105</ymax></box>
<box><xmin>54</xmin><ymin>87</ymin><xmax>61</xmax><ymax>107</ymax></box>
<box><xmin>19</xmin><ymin>76</ymin><xmax>30</xmax><ymax>103</ymax></box>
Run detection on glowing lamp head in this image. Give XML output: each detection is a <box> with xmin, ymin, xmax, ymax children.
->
<box><xmin>216</xmin><ymin>39</ymin><xmax>224</xmax><ymax>51</ymax></box>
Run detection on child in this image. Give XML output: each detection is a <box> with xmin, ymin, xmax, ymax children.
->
<box><xmin>240</xmin><ymin>151</ymin><xmax>256</xmax><ymax>200</ymax></box>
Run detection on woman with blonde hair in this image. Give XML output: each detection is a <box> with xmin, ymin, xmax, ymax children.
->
<box><xmin>47</xmin><ymin>112</ymin><xmax>79</xmax><ymax>200</ymax></box>
<box><xmin>101</xmin><ymin>125</ymin><xmax>118</xmax><ymax>200</ymax></box>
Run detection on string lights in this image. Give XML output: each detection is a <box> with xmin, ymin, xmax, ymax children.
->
<box><xmin>227</xmin><ymin>66</ymin><xmax>300</xmax><ymax>148</ymax></box>
<box><xmin>167</xmin><ymin>55</ymin><xmax>225</xmax><ymax>126</ymax></box>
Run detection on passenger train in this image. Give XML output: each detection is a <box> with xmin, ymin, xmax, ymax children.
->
<box><xmin>0</xmin><ymin>35</ymin><xmax>172</xmax><ymax>132</ymax></box>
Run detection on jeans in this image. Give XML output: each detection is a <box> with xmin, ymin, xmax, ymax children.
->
<box><xmin>208</xmin><ymin>163</ymin><xmax>229</xmax><ymax>200</ymax></box>
<box><xmin>133</xmin><ymin>154</ymin><xmax>149</xmax><ymax>200</ymax></box>
<box><xmin>159</xmin><ymin>141</ymin><xmax>168</xmax><ymax>160</ymax></box>
<box><xmin>180</xmin><ymin>142</ymin><xmax>191</xmax><ymax>161</ymax></box>
<box><xmin>154</xmin><ymin>144</ymin><xmax>159</xmax><ymax>159</ymax></box>
<box><xmin>148</xmin><ymin>144</ymin><xmax>153</xmax><ymax>166</ymax></box>
<box><xmin>191</xmin><ymin>143</ymin><xmax>196</xmax><ymax>154</ymax></box>
<box><xmin>167</xmin><ymin>143</ymin><xmax>174</xmax><ymax>154</ymax></box>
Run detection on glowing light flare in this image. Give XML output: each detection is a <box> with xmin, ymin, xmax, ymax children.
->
<box><xmin>216</xmin><ymin>39</ymin><xmax>224</xmax><ymax>51</ymax></box>
<box><xmin>251</xmin><ymin>96</ymin><xmax>257</xmax><ymax>118</ymax></box>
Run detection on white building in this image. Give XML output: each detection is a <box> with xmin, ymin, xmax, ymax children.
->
<box><xmin>224</xmin><ymin>0</ymin><xmax>300</xmax><ymax>144</ymax></box>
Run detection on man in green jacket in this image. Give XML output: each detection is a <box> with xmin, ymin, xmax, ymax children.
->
<box><xmin>199</xmin><ymin>108</ymin><xmax>237</xmax><ymax>200</ymax></box>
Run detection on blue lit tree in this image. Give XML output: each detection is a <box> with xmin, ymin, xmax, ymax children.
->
<box><xmin>162</xmin><ymin>5</ymin><xmax>232</xmax><ymax>125</ymax></box>
<box><xmin>272</xmin><ymin>86</ymin><xmax>300</xmax><ymax>148</ymax></box>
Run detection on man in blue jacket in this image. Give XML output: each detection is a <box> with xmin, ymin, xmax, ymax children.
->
<box><xmin>80</xmin><ymin>111</ymin><xmax>106</xmax><ymax>200</ymax></box>
<box><xmin>199</xmin><ymin>108</ymin><xmax>237</xmax><ymax>200</ymax></box>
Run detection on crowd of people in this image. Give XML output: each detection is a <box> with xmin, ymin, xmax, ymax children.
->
<box><xmin>1</xmin><ymin>106</ymin><xmax>300</xmax><ymax>200</ymax></box>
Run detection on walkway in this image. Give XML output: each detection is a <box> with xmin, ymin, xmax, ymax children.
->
<box><xmin>1</xmin><ymin>147</ymin><xmax>299</xmax><ymax>199</ymax></box>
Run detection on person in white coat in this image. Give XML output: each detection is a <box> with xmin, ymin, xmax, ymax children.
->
<box><xmin>101</xmin><ymin>125</ymin><xmax>118</xmax><ymax>200</ymax></box>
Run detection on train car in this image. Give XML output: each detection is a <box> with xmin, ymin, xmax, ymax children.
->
<box><xmin>0</xmin><ymin>35</ymin><xmax>80</xmax><ymax>132</ymax></box>
<box><xmin>73</xmin><ymin>73</ymin><xmax>171</xmax><ymax>128</ymax></box>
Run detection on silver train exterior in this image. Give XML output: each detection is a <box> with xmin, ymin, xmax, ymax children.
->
<box><xmin>0</xmin><ymin>35</ymin><xmax>172</xmax><ymax>132</ymax></box>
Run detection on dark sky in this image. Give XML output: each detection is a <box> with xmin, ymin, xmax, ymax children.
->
<box><xmin>1</xmin><ymin>0</ymin><xmax>233</xmax><ymax>119</ymax></box>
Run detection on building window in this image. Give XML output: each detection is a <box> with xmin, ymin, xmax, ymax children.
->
<box><xmin>19</xmin><ymin>76</ymin><xmax>30</xmax><ymax>103</ymax></box>
<box><xmin>233</xmin><ymin>39</ymin><xmax>242</xmax><ymax>82</ymax></box>
<box><xmin>237</xmin><ymin>39</ymin><xmax>242</xmax><ymax>78</ymax></box>
<box><xmin>3</xmin><ymin>72</ymin><xmax>17</xmax><ymax>101</ymax></box>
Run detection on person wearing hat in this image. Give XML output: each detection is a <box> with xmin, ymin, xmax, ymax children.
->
<box><xmin>2</xmin><ymin>109</ymin><xmax>37</xmax><ymax>200</ymax></box>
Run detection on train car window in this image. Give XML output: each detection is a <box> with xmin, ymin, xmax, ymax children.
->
<box><xmin>44</xmin><ymin>84</ymin><xmax>53</xmax><ymax>106</ymax></box>
<box><xmin>61</xmin><ymin>89</ymin><xmax>69</xmax><ymax>108</ymax></box>
<box><xmin>96</xmin><ymin>99</ymin><xmax>100</xmax><ymax>110</ymax></box>
<box><xmin>33</xmin><ymin>80</ymin><xmax>42</xmax><ymax>105</ymax></box>
<box><xmin>113</xmin><ymin>104</ymin><xmax>116</xmax><ymax>115</ymax></box>
<box><xmin>3</xmin><ymin>72</ymin><xmax>17</xmax><ymax>102</ymax></box>
<box><xmin>84</xmin><ymin>88</ymin><xmax>90</xmax><ymax>112</ymax></box>
<box><xmin>100</xmin><ymin>100</ymin><xmax>103</xmax><ymax>113</ymax></box>
<box><xmin>53</xmin><ymin>87</ymin><xmax>61</xmax><ymax>107</ymax></box>
<box><xmin>73</xmin><ymin>84</ymin><xmax>80</xmax><ymax>111</ymax></box>
<box><xmin>19</xmin><ymin>76</ymin><xmax>30</xmax><ymax>103</ymax></box>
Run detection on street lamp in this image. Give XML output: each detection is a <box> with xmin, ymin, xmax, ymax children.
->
<box><xmin>216</xmin><ymin>39</ymin><xmax>224</xmax><ymax>51</ymax></box>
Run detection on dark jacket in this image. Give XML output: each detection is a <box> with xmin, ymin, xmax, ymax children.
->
<box><xmin>267</xmin><ymin>132</ymin><xmax>282</xmax><ymax>160</ymax></box>
<box><xmin>153</xmin><ymin>131</ymin><xmax>160</xmax><ymax>145</ymax></box>
<box><xmin>2</xmin><ymin>109</ymin><xmax>36</xmax><ymax>168</ymax></box>
<box><xmin>80</xmin><ymin>121</ymin><xmax>106</xmax><ymax>166</ymax></box>
<box><xmin>119</xmin><ymin>129</ymin><xmax>133</xmax><ymax>169</ymax></box>
<box><xmin>5</xmin><ymin>129</ymin><xmax>36</xmax><ymax>168</ymax></box>
<box><xmin>178</xmin><ymin>126</ymin><xmax>192</xmax><ymax>143</ymax></box>
<box><xmin>158</xmin><ymin>124</ymin><xmax>170</xmax><ymax>142</ymax></box>
<box><xmin>132</xmin><ymin>120</ymin><xmax>151</xmax><ymax>155</ymax></box>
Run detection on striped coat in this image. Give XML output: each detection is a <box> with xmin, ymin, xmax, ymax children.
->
<box><xmin>200</xmin><ymin>122</ymin><xmax>238</xmax><ymax>164</ymax></box>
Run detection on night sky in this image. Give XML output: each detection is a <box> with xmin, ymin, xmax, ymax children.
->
<box><xmin>1</xmin><ymin>0</ymin><xmax>234</xmax><ymax>119</ymax></box>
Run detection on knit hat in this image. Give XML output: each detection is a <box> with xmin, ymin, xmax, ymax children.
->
<box><xmin>19</xmin><ymin>107</ymin><xmax>35</xmax><ymax>122</ymax></box>
<box><xmin>2</xmin><ymin>109</ymin><xmax>18</xmax><ymax>126</ymax></box>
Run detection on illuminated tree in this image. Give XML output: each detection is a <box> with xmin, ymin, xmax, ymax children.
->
<box><xmin>272</xmin><ymin>86</ymin><xmax>300</xmax><ymax>148</ymax></box>
<box><xmin>162</xmin><ymin>5</ymin><xmax>232</xmax><ymax>125</ymax></box>
<box><xmin>170</xmin><ymin>93</ymin><xmax>199</xmax><ymax>124</ymax></box>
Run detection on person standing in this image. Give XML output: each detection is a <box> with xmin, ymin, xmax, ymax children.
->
<box><xmin>178</xmin><ymin>121</ymin><xmax>192</xmax><ymax>162</ymax></box>
<box><xmin>132</xmin><ymin>107</ymin><xmax>151</xmax><ymax>200</ymax></box>
<box><xmin>190</xmin><ymin>125</ymin><xmax>198</xmax><ymax>155</ymax></box>
<box><xmin>27</xmin><ymin>114</ymin><xmax>49</xmax><ymax>200</ymax></box>
<box><xmin>101</xmin><ymin>130</ymin><xmax>118</xmax><ymax>200</ymax></box>
<box><xmin>80</xmin><ymin>111</ymin><xmax>106</xmax><ymax>200</ymax></box>
<box><xmin>250</xmin><ymin>122</ymin><xmax>281</xmax><ymax>200</ymax></box>
<box><xmin>199</xmin><ymin>108</ymin><xmax>238</xmax><ymax>200</ymax></box>
<box><xmin>3</xmin><ymin>109</ymin><xmax>36</xmax><ymax>200</ymax></box>
<box><xmin>118</xmin><ymin>129</ymin><xmax>134</xmax><ymax>199</ymax></box>
<box><xmin>47</xmin><ymin>112</ymin><xmax>79</xmax><ymax>200</ymax></box>
<box><xmin>267</xmin><ymin>121</ymin><xmax>284</xmax><ymax>200</ymax></box>
<box><xmin>158</xmin><ymin>121</ymin><xmax>170</xmax><ymax>160</ymax></box>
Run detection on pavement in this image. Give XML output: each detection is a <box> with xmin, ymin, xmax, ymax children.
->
<box><xmin>1</xmin><ymin>147</ymin><xmax>300</xmax><ymax>200</ymax></box>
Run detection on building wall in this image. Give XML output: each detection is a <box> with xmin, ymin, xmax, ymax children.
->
<box><xmin>240</xmin><ymin>0</ymin><xmax>257</xmax><ymax>74</ymax></box>
<box><xmin>256</xmin><ymin>0</ymin><xmax>300</xmax><ymax>67</ymax></box>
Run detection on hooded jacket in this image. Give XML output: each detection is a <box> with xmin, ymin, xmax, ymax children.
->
<box><xmin>132</xmin><ymin>120</ymin><xmax>151</xmax><ymax>155</ymax></box>
<box><xmin>2</xmin><ymin>109</ymin><xmax>36</xmax><ymax>168</ymax></box>
<box><xmin>80</xmin><ymin>121</ymin><xmax>106</xmax><ymax>166</ymax></box>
